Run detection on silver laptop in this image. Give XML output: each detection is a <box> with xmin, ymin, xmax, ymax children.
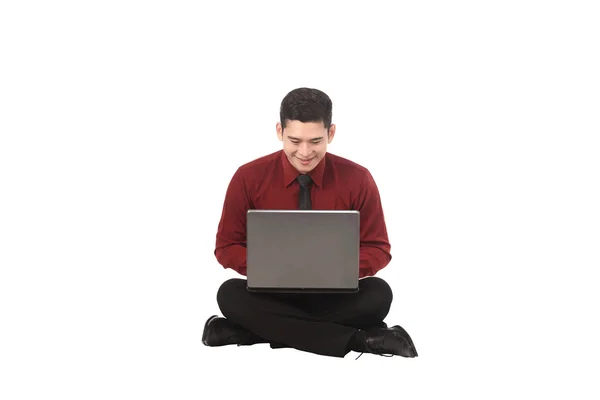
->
<box><xmin>246</xmin><ymin>209</ymin><xmax>360</xmax><ymax>293</ymax></box>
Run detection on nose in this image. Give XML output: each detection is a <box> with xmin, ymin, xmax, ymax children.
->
<box><xmin>298</xmin><ymin>142</ymin><xmax>310</xmax><ymax>157</ymax></box>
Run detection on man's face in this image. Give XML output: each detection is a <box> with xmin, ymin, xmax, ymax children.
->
<box><xmin>276</xmin><ymin>120</ymin><xmax>336</xmax><ymax>174</ymax></box>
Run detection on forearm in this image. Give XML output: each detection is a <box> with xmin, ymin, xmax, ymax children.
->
<box><xmin>214</xmin><ymin>244</ymin><xmax>247</xmax><ymax>276</ymax></box>
<box><xmin>355</xmin><ymin>170</ymin><xmax>392</xmax><ymax>278</ymax></box>
<box><xmin>214</xmin><ymin>168</ymin><xmax>252</xmax><ymax>277</ymax></box>
<box><xmin>359</xmin><ymin>245</ymin><xmax>392</xmax><ymax>278</ymax></box>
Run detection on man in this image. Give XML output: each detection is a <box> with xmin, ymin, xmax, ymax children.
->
<box><xmin>202</xmin><ymin>87</ymin><xmax>418</xmax><ymax>358</ymax></box>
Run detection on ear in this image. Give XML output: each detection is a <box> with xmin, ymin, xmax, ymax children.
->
<box><xmin>327</xmin><ymin>123</ymin><xmax>336</xmax><ymax>144</ymax></box>
<box><xmin>276</xmin><ymin>122</ymin><xmax>283</xmax><ymax>141</ymax></box>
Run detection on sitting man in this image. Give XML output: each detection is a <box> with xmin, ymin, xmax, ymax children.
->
<box><xmin>202</xmin><ymin>87</ymin><xmax>418</xmax><ymax>358</ymax></box>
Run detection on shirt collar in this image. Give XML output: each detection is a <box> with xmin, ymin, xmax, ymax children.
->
<box><xmin>281</xmin><ymin>150</ymin><xmax>326</xmax><ymax>188</ymax></box>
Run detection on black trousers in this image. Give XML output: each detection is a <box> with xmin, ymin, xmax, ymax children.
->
<box><xmin>216</xmin><ymin>277</ymin><xmax>393</xmax><ymax>358</ymax></box>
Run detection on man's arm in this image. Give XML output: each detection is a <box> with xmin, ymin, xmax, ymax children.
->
<box><xmin>214</xmin><ymin>168</ymin><xmax>250</xmax><ymax>276</ymax></box>
<box><xmin>355</xmin><ymin>169</ymin><xmax>392</xmax><ymax>278</ymax></box>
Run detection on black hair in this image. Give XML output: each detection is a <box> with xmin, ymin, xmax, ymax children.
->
<box><xmin>279</xmin><ymin>87</ymin><xmax>333</xmax><ymax>131</ymax></box>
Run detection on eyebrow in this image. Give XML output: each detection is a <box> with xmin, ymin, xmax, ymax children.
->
<box><xmin>288</xmin><ymin>136</ymin><xmax>324</xmax><ymax>141</ymax></box>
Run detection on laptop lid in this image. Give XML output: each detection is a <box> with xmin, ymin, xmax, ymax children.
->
<box><xmin>246</xmin><ymin>209</ymin><xmax>360</xmax><ymax>293</ymax></box>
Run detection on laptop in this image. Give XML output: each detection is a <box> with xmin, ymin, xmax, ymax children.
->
<box><xmin>246</xmin><ymin>209</ymin><xmax>360</xmax><ymax>293</ymax></box>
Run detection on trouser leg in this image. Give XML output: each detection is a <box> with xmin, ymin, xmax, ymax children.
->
<box><xmin>216</xmin><ymin>277</ymin><xmax>393</xmax><ymax>358</ymax></box>
<box><xmin>300</xmin><ymin>276</ymin><xmax>393</xmax><ymax>328</ymax></box>
<box><xmin>217</xmin><ymin>278</ymin><xmax>356</xmax><ymax>357</ymax></box>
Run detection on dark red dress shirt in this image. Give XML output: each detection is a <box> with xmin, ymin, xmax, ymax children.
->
<box><xmin>214</xmin><ymin>150</ymin><xmax>392</xmax><ymax>278</ymax></box>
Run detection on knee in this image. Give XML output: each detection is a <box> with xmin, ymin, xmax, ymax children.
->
<box><xmin>216</xmin><ymin>278</ymin><xmax>246</xmax><ymax>318</ymax></box>
<box><xmin>361</xmin><ymin>276</ymin><xmax>393</xmax><ymax>312</ymax></box>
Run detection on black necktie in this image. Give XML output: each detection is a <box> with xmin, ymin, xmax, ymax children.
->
<box><xmin>296</xmin><ymin>174</ymin><xmax>313</xmax><ymax>210</ymax></box>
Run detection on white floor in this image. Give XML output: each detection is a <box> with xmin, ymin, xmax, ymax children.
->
<box><xmin>2</xmin><ymin>219</ymin><xmax>597</xmax><ymax>399</ymax></box>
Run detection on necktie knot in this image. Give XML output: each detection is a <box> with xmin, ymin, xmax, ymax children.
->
<box><xmin>296</xmin><ymin>174</ymin><xmax>313</xmax><ymax>188</ymax></box>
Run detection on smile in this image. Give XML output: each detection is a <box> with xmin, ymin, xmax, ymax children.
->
<box><xmin>297</xmin><ymin>157</ymin><xmax>313</xmax><ymax>165</ymax></box>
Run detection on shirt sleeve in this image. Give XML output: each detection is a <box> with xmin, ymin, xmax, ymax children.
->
<box><xmin>355</xmin><ymin>169</ymin><xmax>392</xmax><ymax>278</ymax></box>
<box><xmin>214</xmin><ymin>168</ymin><xmax>250</xmax><ymax>276</ymax></box>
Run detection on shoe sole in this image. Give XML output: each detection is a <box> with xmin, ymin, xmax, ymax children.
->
<box><xmin>202</xmin><ymin>315</ymin><xmax>218</xmax><ymax>346</ymax></box>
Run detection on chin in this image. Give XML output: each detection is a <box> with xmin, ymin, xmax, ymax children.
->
<box><xmin>295</xmin><ymin>164</ymin><xmax>310</xmax><ymax>172</ymax></box>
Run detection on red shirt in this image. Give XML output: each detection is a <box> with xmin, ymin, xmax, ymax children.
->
<box><xmin>214</xmin><ymin>150</ymin><xmax>392</xmax><ymax>278</ymax></box>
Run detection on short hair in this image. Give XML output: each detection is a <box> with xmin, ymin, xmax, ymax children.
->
<box><xmin>279</xmin><ymin>87</ymin><xmax>333</xmax><ymax>130</ymax></box>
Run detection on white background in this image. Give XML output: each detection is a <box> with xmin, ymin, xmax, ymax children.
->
<box><xmin>1</xmin><ymin>0</ymin><xmax>599</xmax><ymax>398</ymax></box>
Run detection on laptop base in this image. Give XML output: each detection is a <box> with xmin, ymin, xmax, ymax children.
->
<box><xmin>246</xmin><ymin>285</ymin><xmax>359</xmax><ymax>294</ymax></box>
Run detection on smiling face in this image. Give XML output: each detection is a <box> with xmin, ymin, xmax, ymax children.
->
<box><xmin>276</xmin><ymin>120</ymin><xmax>336</xmax><ymax>174</ymax></box>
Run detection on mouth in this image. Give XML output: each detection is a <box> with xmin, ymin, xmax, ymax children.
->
<box><xmin>297</xmin><ymin>157</ymin><xmax>313</xmax><ymax>165</ymax></box>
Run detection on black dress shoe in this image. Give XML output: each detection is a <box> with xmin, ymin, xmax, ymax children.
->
<box><xmin>202</xmin><ymin>315</ymin><xmax>266</xmax><ymax>347</ymax></box>
<box><xmin>363</xmin><ymin>327</ymin><xmax>417</xmax><ymax>358</ymax></box>
<box><xmin>389</xmin><ymin>325</ymin><xmax>418</xmax><ymax>357</ymax></box>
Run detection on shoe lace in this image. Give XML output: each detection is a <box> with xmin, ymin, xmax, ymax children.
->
<box><xmin>231</xmin><ymin>334</ymin><xmax>249</xmax><ymax>347</ymax></box>
<box><xmin>355</xmin><ymin>331</ymin><xmax>396</xmax><ymax>360</ymax></box>
<box><xmin>235</xmin><ymin>337</ymin><xmax>243</xmax><ymax>347</ymax></box>
<box><xmin>355</xmin><ymin>351</ymin><xmax>394</xmax><ymax>360</ymax></box>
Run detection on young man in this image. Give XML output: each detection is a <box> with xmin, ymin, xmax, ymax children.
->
<box><xmin>202</xmin><ymin>88</ymin><xmax>418</xmax><ymax>358</ymax></box>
